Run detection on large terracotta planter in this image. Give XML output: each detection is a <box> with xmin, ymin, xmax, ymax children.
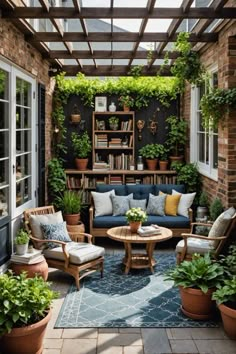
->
<box><xmin>75</xmin><ymin>158</ymin><xmax>88</xmax><ymax>170</ymax></box>
<box><xmin>64</xmin><ymin>213</ymin><xmax>81</xmax><ymax>225</ymax></box>
<box><xmin>10</xmin><ymin>258</ymin><xmax>48</xmax><ymax>281</ymax></box>
<box><xmin>159</xmin><ymin>160</ymin><xmax>168</xmax><ymax>171</ymax></box>
<box><xmin>218</xmin><ymin>303</ymin><xmax>236</xmax><ymax>339</ymax></box>
<box><xmin>179</xmin><ymin>286</ymin><xmax>215</xmax><ymax>320</ymax></box>
<box><xmin>129</xmin><ymin>221</ymin><xmax>141</xmax><ymax>233</ymax></box>
<box><xmin>1</xmin><ymin>309</ymin><xmax>52</xmax><ymax>354</ymax></box>
<box><xmin>146</xmin><ymin>158</ymin><xmax>158</xmax><ymax>170</ymax></box>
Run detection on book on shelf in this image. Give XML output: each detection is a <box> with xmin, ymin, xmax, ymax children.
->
<box><xmin>138</xmin><ymin>225</ymin><xmax>161</xmax><ymax>237</ymax></box>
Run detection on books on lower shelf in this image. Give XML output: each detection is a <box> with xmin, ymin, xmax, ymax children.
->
<box><xmin>138</xmin><ymin>225</ymin><xmax>161</xmax><ymax>237</ymax></box>
<box><xmin>10</xmin><ymin>249</ymin><xmax>44</xmax><ymax>264</ymax></box>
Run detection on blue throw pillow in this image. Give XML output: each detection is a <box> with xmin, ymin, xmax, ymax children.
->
<box><xmin>111</xmin><ymin>194</ymin><xmax>133</xmax><ymax>216</ymax></box>
<box><xmin>41</xmin><ymin>222</ymin><xmax>71</xmax><ymax>249</ymax></box>
<box><xmin>129</xmin><ymin>199</ymin><xmax>147</xmax><ymax>211</ymax></box>
<box><xmin>146</xmin><ymin>193</ymin><xmax>166</xmax><ymax>216</ymax></box>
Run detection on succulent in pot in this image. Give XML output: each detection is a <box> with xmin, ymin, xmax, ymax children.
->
<box><xmin>165</xmin><ymin>253</ymin><xmax>224</xmax><ymax>319</ymax></box>
<box><xmin>14</xmin><ymin>228</ymin><xmax>30</xmax><ymax>255</ymax></box>
<box><xmin>71</xmin><ymin>131</ymin><xmax>92</xmax><ymax>170</ymax></box>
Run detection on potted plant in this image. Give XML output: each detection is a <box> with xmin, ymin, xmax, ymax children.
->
<box><xmin>165</xmin><ymin>253</ymin><xmax>224</xmax><ymax>319</ymax></box>
<box><xmin>71</xmin><ymin>131</ymin><xmax>92</xmax><ymax>170</ymax></box>
<box><xmin>125</xmin><ymin>207</ymin><xmax>147</xmax><ymax>233</ymax></box>
<box><xmin>56</xmin><ymin>189</ymin><xmax>84</xmax><ymax>225</ymax></box>
<box><xmin>109</xmin><ymin>116</ymin><xmax>119</xmax><ymax>130</ymax></box>
<box><xmin>0</xmin><ymin>271</ymin><xmax>58</xmax><ymax>354</ymax></box>
<box><xmin>139</xmin><ymin>143</ymin><xmax>164</xmax><ymax>170</ymax></box>
<box><xmin>209</xmin><ymin>197</ymin><xmax>224</xmax><ymax>221</ymax></box>
<box><xmin>14</xmin><ymin>228</ymin><xmax>30</xmax><ymax>255</ymax></box>
<box><xmin>196</xmin><ymin>191</ymin><xmax>209</xmax><ymax>219</ymax></box>
<box><xmin>158</xmin><ymin>145</ymin><xmax>169</xmax><ymax>171</ymax></box>
<box><xmin>118</xmin><ymin>95</ymin><xmax>134</xmax><ymax>111</ymax></box>
<box><xmin>165</xmin><ymin>115</ymin><xmax>188</xmax><ymax>164</ymax></box>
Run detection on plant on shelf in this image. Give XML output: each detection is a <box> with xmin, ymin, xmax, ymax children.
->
<box><xmin>139</xmin><ymin>143</ymin><xmax>165</xmax><ymax>170</ymax></box>
<box><xmin>71</xmin><ymin>131</ymin><xmax>92</xmax><ymax>170</ymax></box>
<box><xmin>158</xmin><ymin>145</ymin><xmax>169</xmax><ymax>171</ymax></box>
<box><xmin>209</xmin><ymin>197</ymin><xmax>224</xmax><ymax>221</ymax></box>
<box><xmin>165</xmin><ymin>253</ymin><xmax>224</xmax><ymax>319</ymax></box>
<box><xmin>172</xmin><ymin>162</ymin><xmax>201</xmax><ymax>194</ymax></box>
<box><xmin>125</xmin><ymin>207</ymin><xmax>147</xmax><ymax>233</ymax></box>
<box><xmin>55</xmin><ymin>190</ymin><xmax>84</xmax><ymax>225</ymax></box>
<box><xmin>15</xmin><ymin>228</ymin><xmax>30</xmax><ymax>256</ymax></box>
<box><xmin>108</xmin><ymin>116</ymin><xmax>119</xmax><ymax>130</ymax></box>
<box><xmin>200</xmin><ymin>87</ymin><xmax>236</xmax><ymax>131</ymax></box>
<box><xmin>47</xmin><ymin>158</ymin><xmax>66</xmax><ymax>205</ymax></box>
<box><xmin>165</xmin><ymin>115</ymin><xmax>188</xmax><ymax>161</ymax></box>
<box><xmin>0</xmin><ymin>271</ymin><xmax>58</xmax><ymax>354</ymax></box>
<box><xmin>118</xmin><ymin>95</ymin><xmax>135</xmax><ymax>110</ymax></box>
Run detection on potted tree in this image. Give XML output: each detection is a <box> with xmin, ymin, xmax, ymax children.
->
<box><xmin>56</xmin><ymin>189</ymin><xmax>84</xmax><ymax>225</ymax></box>
<box><xmin>165</xmin><ymin>253</ymin><xmax>224</xmax><ymax>320</ymax></box>
<box><xmin>71</xmin><ymin>131</ymin><xmax>92</xmax><ymax>170</ymax></box>
<box><xmin>139</xmin><ymin>143</ymin><xmax>164</xmax><ymax>170</ymax></box>
<box><xmin>209</xmin><ymin>197</ymin><xmax>224</xmax><ymax>221</ymax></box>
<box><xmin>158</xmin><ymin>145</ymin><xmax>169</xmax><ymax>171</ymax></box>
<box><xmin>165</xmin><ymin>115</ymin><xmax>188</xmax><ymax>164</ymax></box>
<box><xmin>15</xmin><ymin>228</ymin><xmax>30</xmax><ymax>255</ymax></box>
<box><xmin>0</xmin><ymin>271</ymin><xmax>58</xmax><ymax>354</ymax></box>
<box><xmin>109</xmin><ymin>116</ymin><xmax>119</xmax><ymax>130</ymax></box>
<box><xmin>196</xmin><ymin>191</ymin><xmax>209</xmax><ymax>219</ymax></box>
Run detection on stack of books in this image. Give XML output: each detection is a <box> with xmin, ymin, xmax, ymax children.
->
<box><xmin>10</xmin><ymin>249</ymin><xmax>44</xmax><ymax>264</ymax></box>
<box><xmin>138</xmin><ymin>225</ymin><xmax>162</xmax><ymax>237</ymax></box>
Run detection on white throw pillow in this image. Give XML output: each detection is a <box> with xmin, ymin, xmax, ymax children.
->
<box><xmin>91</xmin><ymin>190</ymin><xmax>115</xmax><ymax>217</ymax></box>
<box><xmin>172</xmin><ymin>189</ymin><xmax>196</xmax><ymax>218</ymax></box>
<box><xmin>29</xmin><ymin>211</ymin><xmax>64</xmax><ymax>240</ymax></box>
<box><xmin>208</xmin><ymin>207</ymin><xmax>236</xmax><ymax>246</ymax></box>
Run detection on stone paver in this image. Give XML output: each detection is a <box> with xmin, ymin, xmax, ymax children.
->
<box><xmin>124</xmin><ymin>346</ymin><xmax>144</xmax><ymax>354</ymax></box>
<box><xmin>142</xmin><ymin>328</ymin><xmax>172</xmax><ymax>354</ymax></box>
<box><xmin>61</xmin><ymin>338</ymin><xmax>97</xmax><ymax>354</ymax></box>
<box><xmin>97</xmin><ymin>346</ymin><xmax>123</xmax><ymax>354</ymax></box>
<box><xmin>43</xmin><ymin>338</ymin><xmax>63</xmax><ymax>349</ymax></box>
<box><xmin>99</xmin><ymin>328</ymin><xmax>119</xmax><ymax>333</ymax></box>
<box><xmin>43</xmin><ymin>350</ymin><xmax>61</xmax><ymax>354</ymax></box>
<box><xmin>119</xmin><ymin>328</ymin><xmax>141</xmax><ymax>333</ymax></box>
<box><xmin>62</xmin><ymin>328</ymin><xmax>98</xmax><ymax>338</ymax></box>
<box><xmin>188</xmin><ymin>327</ymin><xmax>227</xmax><ymax>339</ymax></box>
<box><xmin>170</xmin><ymin>339</ymin><xmax>199</xmax><ymax>353</ymax></box>
<box><xmin>167</xmin><ymin>328</ymin><xmax>192</xmax><ymax>339</ymax></box>
<box><xmin>194</xmin><ymin>339</ymin><xmax>236</xmax><ymax>354</ymax></box>
<box><xmin>97</xmin><ymin>333</ymin><xmax>142</xmax><ymax>347</ymax></box>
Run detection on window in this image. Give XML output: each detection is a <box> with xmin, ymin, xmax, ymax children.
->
<box><xmin>190</xmin><ymin>69</ymin><xmax>218</xmax><ymax>180</ymax></box>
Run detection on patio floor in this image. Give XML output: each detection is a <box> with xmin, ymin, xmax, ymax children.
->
<box><xmin>43</xmin><ymin>243</ymin><xmax>236</xmax><ymax>354</ymax></box>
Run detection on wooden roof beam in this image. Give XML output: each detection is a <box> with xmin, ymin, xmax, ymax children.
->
<box><xmin>38</xmin><ymin>0</ymin><xmax>49</xmax><ymax>12</ymax></box>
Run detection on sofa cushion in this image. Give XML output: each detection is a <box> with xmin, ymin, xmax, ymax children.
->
<box><xmin>146</xmin><ymin>194</ymin><xmax>166</xmax><ymax>216</ymax></box>
<box><xmin>96</xmin><ymin>184</ymin><xmax>127</xmax><ymax>196</ymax></box>
<box><xmin>111</xmin><ymin>194</ymin><xmax>133</xmax><ymax>216</ymax></box>
<box><xmin>155</xmin><ymin>184</ymin><xmax>185</xmax><ymax>195</ymax></box>
<box><xmin>91</xmin><ymin>189</ymin><xmax>115</xmax><ymax>217</ymax></box>
<box><xmin>94</xmin><ymin>215</ymin><xmax>128</xmax><ymax>228</ymax></box>
<box><xmin>126</xmin><ymin>184</ymin><xmax>155</xmax><ymax>200</ymax></box>
<box><xmin>43</xmin><ymin>242</ymin><xmax>105</xmax><ymax>264</ymax></box>
<box><xmin>172</xmin><ymin>189</ymin><xmax>196</xmax><ymax>218</ymax></box>
<box><xmin>159</xmin><ymin>192</ymin><xmax>181</xmax><ymax>216</ymax></box>
<box><xmin>129</xmin><ymin>199</ymin><xmax>147</xmax><ymax>210</ymax></box>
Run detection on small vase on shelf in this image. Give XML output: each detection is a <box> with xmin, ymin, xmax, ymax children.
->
<box><xmin>129</xmin><ymin>221</ymin><xmax>141</xmax><ymax>233</ymax></box>
<box><xmin>109</xmin><ymin>102</ymin><xmax>116</xmax><ymax>112</ymax></box>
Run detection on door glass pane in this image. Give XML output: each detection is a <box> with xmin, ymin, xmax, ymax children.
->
<box><xmin>0</xmin><ymin>188</ymin><xmax>9</xmax><ymax>217</ymax></box>
<box><xmin>0</xmin><ymin>131</ymin><xmax>9</xmax><ymax>158</ymax></box>
<box><xmin>16</xmin><ymin>177</ymin><xmax>31</xmax><ymax>208</ymax></box>
<box><xmin>16</xmin><ymin>78</ymin><xmax>31</xmax><ymax>107</ymax></box>
<box><xmin>213</xmin><ymin>134</ymin><xmax>218</xmax><ymax>168</ymax></box>
<box><xmin>0</xmin><ymin>69</ymin><xmax>9</xmax><ymax>100</ymax></box>
<box><xmin>0</xmin><ymin>102</ymin><xmax>9</xmax><ymax>129</ymax></box>
<box><xmin>198</xmin><ymin>132</ymin><xmax>205</xmax><ymax>162</ymax></box>
<box><xmin>16</xmin><ymin>107</ymin><xmax>31</xmax><ymax>129</ymax></box>
<box><xmin>0</xmin><ymin>160</ymin><xmax>9</xmax><ymax>186</ymax></box>
<box><xmin>16</xmin><ymin>154</ymin><xmax>31</xmax><ymax>177</ymax></box>
<box><xmin>16</xmin><ymin>130</ymin><xmax>31</xmax><ymax>154</ymax></box>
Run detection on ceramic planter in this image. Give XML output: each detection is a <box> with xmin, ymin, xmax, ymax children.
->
<box><xmin>218</xmin><ymin>303</ymin><xmax>236</xmax><ymax>339</ymax></box>
<box><xmin>15</xmin><ymin>243</ymin><xmax>28</xmax><ymax>255</ymax></box>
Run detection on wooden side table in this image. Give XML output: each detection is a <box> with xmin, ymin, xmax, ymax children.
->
<box><xmin>10</xmin><ymin>257</ymin><xmax>49</xmax><ymax>281</ymax></box>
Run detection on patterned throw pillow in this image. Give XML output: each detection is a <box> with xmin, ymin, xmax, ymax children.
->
<box><xmin>129</xmin><ymin>199</ymin><xmax>147</xmax><ymax>210</ymax></box>
<box><xmin>159</xmin><ymin>191</ymin><xmax>181</xmax><ymax>216</ymax></box>
<box><xmin>146</xmin><ymin>194</ymin><xmax>166</xmax><ymax>216</ymax></box>
<box><xmin>172</xmin><ymin>189</ymin><xmax>196</xmax><ymax>218</ymax></box>
<box><xmin>111</xmin><ymin>194</ymin><xmax>133</xmax><ymax>216</ymax></box>
<box><xmin>41</xmin><ymin>222</ymin><xmax>71</xmax><ymax>249</ymax></box>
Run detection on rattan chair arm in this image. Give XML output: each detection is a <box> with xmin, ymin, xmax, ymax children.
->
<box><xmin>68</xmin><ymin>232</ymin><xmax>93</xmax><ymax>244</ymax></box>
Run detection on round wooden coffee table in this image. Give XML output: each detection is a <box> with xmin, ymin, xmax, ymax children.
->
<box><xmin>107</xmin><ymin>226</ymin><xmax>173</xmax><ymax>274</ymax></box>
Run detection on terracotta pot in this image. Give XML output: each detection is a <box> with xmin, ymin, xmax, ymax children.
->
<box><xmin>66</xmin><ymin>221</ymin><xmax>85</xmax><ymax>233</ymax></box>
<box><xmin>129</xmin><ymin>221</ymin><xmax>141</xmax><ymax>233</ymax></box>
<box><xmin>1</xmin><ymin>309</ymin><xmax>52</xmax><ymax>354</ymax></box>
<box><xmin>10</xmin><ymin>258</ymin><xmax>48</xmax><ymax>281</ymax></box>
<box><xmin>218</xmin><ymin>303</ymin><xmax>236</xmax><ymax>339</ymax></box>
<box><xmin>71</xmin><ymin>114</ymin><xmax>81</xmax><ymax>123</ymax></box>
<box><xmin>169</xmin><ymin>155</ymin><xmax>184</xmax><ymax>166</ymax></box>
<box><xmin>123</xmin><ymin>105</ymin><xmax>130</xmax><ymax>112</ymax></box>
<box><xmin>159</xmin><ymin>160</ymin><xmax>168</xmax><ymax>171</ymax></box>
<box><xmin>75</xmin><ymin>158</ymin><xmax>88</xmax><ymax>170</ymax></box>
<box><xmin>64</xmin><ymin>213</ymin><xmax>81</xmax><ymax>225</ymax></box>
<box><xmin>146</xmin><ymin>158</ymin><xmax>158</xmax><ymax>171</ymax></box>
<box><xmin>179</xmin><ymin>286</ymin><xmax>215</xmax><ymax>320</ymax></box>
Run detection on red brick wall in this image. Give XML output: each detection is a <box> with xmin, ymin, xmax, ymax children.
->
<box><xmin>182</xmin><ymin>20</ymin><xmax>236</xmax><ymax>208</ymax></box>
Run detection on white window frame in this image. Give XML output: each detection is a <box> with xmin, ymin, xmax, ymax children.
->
<box><xmin>190</xmin><ymin>66</ymin><xmax>218</xmax><ymax>181</ymax></box>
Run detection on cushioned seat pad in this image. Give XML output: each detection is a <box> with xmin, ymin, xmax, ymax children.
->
<box><xmin>176</xmin><ymin>238</ymin><xmax>215</xmax><ymax>254</ymax></box>
<box><xmin>43</xmin><ymin>242</ymin><xmax>105</xmax><ymax>264</ymax></box>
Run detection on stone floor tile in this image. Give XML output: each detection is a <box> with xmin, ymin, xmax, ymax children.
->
<box><xmin>43</xmin><ymin>350</ymin><xmax>61</xmax><ymax>354</ymax></box>
<box><xmin>45</xmin><ymin>327</ymin><xmax>63</xmax><ymax>339</ymax></box>
<box><xmin>194</xmin><ymin>339</ymin><xmax>236</xmax><ymax>354</ymax></box>
<box><xmin>167</xmin><ymin>328</ymin><xmax>192</xmax><ymax>339</ymax></box>
<box><xmin>43</xmin><ymin>338</ymin><xmax>63</xmax><ymax>349</ymax></box>
<box><xmin>99</xmin><ymin>328</ymin><xmax>119</xmax><ymax>333</ymax></box>
<box><xmin>61</xmin><ymin>339</ymin><xmax>97</xmax><ymax>354</ymax></box>
<box><xmin>170</xmin><ymin>339</ymin><xmax>198</xmax><ymax>353</ymax></box>
<box><xmin>97</xmin><ymin>333</ymin><xmax>142</xmax><ymax>346</ymax></box>
<box><xmin>188</xmin><ymin>327</ymin><xmax>227</xmax><ymax>339</ymax></box>
<box><xmin>62</xmin><ymin>328</ymin><xmax>98</xmax><ymax>338</ymax></box>
<box><xmin>124</xmin><ymin>346</ymin><xmax>144</xmax><ymax>354</ymax></box>
<box><xmin>119</xmin><ymin>328</ymin><xmax>141</xmax><ymax>333</ymax></box>
<box><xmin>97</xmin><ymin>346</ymin><xmax>123</xmax><ymax>354</ymax></box>
<box><xmin>141</xmin><ymin>328</ymin><xmax>172</xmax><ymax>354</ymax></box>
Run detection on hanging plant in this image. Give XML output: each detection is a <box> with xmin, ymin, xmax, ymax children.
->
<box><xmin>200</xmin><ymin>88</ymin><xmax>236</xmax><ymax>131</ymax></box>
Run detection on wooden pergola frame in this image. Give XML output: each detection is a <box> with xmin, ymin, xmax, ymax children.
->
<box><xmin>1</xmin><ymin>0</ymin><xmax>235</xmax><ymax>76</ymax></box>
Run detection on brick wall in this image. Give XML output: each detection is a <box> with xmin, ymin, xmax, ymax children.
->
<box><xmin>182</xmin><ymin>20</ymin><xmax>236</xmax><ymax>208</ymax></box>
<box><xmin>0</xmin><ymin>19</ymin><xmax>53</xmax><ymax>200</ymax></box>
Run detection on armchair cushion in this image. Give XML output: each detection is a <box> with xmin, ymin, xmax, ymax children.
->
<box><xmin>41</xmin><ymin>222</ymin><xmax>71</xmax><ymax>249</ymax></box>
<box><xmin>176</xmin><ymin>238</ymin><xmax>215</xmax><ymax>254</ymax></box>
<box><xmin>208</xmin><ymin>207</ymin><xmax>236</xmax><ymax>246</ymax></box>
<box><xmin>29</xmin><ymin>211</ymin><xmax>63</xmax><ymax>240</ymax></box>
<box><xmin>43</xmin><ymin>242</ymin><xmax>105</xmax><ymax>264</ymax></box>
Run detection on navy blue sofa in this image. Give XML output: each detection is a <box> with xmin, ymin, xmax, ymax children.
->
<box><xmin>89</xmin><ymin>184</ymin><xmax>193</xmax><ymax>239</ymax></box>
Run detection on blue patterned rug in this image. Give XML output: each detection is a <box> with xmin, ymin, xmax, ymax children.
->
<box><xmin>55</xmin><ymin>252</ymin><xmax>219</xmax><ymax>328</ymax></box>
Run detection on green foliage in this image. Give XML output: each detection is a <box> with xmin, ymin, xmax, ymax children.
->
<box><xmin>55</xmin><ymin>190</ymin><xmax>84</xmax><ymax>214</ymax></box>
<box><xmin>108</xmin><ymin>116</ymin><xmax>119</xmax><ymax>125</ymax></box>
<box><xmin>199</xmin><ymin>191</ymin><xmax>209</xmax><ymax>207</ymax></box>
<box><xmin>118</xmin><ymin>95</ymin><xmax>135</xmax><ymax>108</ymax></box>
<box><xmin>158</xmin><ymin>145</ymin><xmax>169</xmax><ymax>161</ymax></box>
<box><xmin>52</xmin><ymin>87</ymin><xmax>67</xmax><ymax>156</ymax></box>
<box><xmin>0</xmin><ymin>272</ymin><xmax>58</xmax><ymax>335</ymax></box>
<box><xmin>165</xmin><ymin>253</ymin><xmax>224</xmax><ymax>294</ymax></box>
<box><xmin>128</xmin><ymin>65</ymin><xmax>143</xmax><ymax>78</ymax></box>
<box><xmin>0</xmin><ymin>69</ymin><xmax>6</xmax><ymax>95</ymax></box>
<box><xmin>218</xmin><ymin>245</ymin><xmax>236</xmax><ymax>279</ymax></box>
<box><xmin>173</xmin><ymin>162</ymin><xmax>201</xmax><ymax>194</ymax></box>
<box><xmin>15</xmin><ymin>229</ymin><xmax>29</xmax><ymax>245</ymax></box>
<box><xmin>171</xmin><ymin>32</ymin><xmax>205</xmax><ymax>87</ymax></box>
<box><xmin>165</xmin><ymin>115</ymin><xmax>188</xmax><ymax>156</ymax></box>
<box><xmin>212</xmin><ymin>277</ymin><xmax>236</xmax><ymax>306</ymax></box>
<box><xmin>47</xmin><ymin>158</ymin><xmax>66</xmax><ymax>204</ymax></box>
<box><xmin>71</xmin><ymin>131</ymin><xmax>92</xmax><ymax>158</ymax></box>
<box><xmin>209</xmin><ymin>198</ymin><xmax>224</xmax><ymax>221</ymax></box>
<box><xmin>139</xmin><ymin>144</ymin><xmax>164</xmax><ymax>159</ymax></box>
<box><xmin>200</xmin><ymin>88</ymin><xmax>236</xmax><ymax>131</ymax></box>
<box><xmin>125</xmin><ymin>207</ymin><xmax>147</xmax><ymax>223</ymax></box>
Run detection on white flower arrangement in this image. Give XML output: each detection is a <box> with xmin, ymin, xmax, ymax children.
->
<box><xmin>125</xmin><ymin>207</ymin><xmax>147</xmax><ymax>222</ymax></box>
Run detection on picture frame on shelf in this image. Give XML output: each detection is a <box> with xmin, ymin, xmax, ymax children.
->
<box><xmin>95</xmin><ymin>97</ymin><xmax>107</xmax><ymax>112</ymax></box>
<box><xmin>96</xmin><ymin>120</ymin><xmax>106</xmax><ymax>130</ymax></box>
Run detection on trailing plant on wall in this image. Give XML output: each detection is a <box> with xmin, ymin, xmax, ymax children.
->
<box><xmin>200</xmin><ymin>87</ymin><xmax>236</xmax><ymax>131</ymax></box>
<box><xmin>47</xmin><ymin>158</ymin><xmax>66</xmax><ymax>205</ymax></box>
